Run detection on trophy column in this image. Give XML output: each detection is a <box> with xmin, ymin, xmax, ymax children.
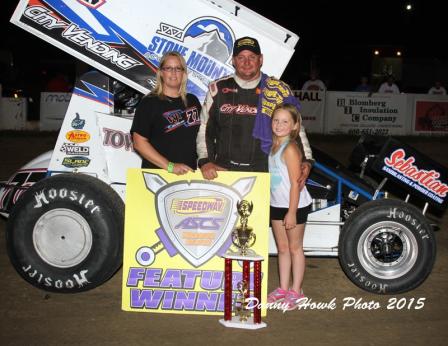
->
<box><xmin>219</xmin><ymin>253</ymin><xmax>266</xmax><ymax>329</ymax></box>
<box><xmin>224</xmin><ymin>258</ymin><xmax>232</xmax><ymax>321</ymax></box>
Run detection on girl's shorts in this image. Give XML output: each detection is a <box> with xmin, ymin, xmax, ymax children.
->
<box><xmin>270</xmin><ymin>205</ymin><xmax>311</xmax><ymax>225</ymax></box>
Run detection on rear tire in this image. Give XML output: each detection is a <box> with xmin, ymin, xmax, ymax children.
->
<box><xmin>6</xmin><ymin>174</ymin><xmax>124</xmax><ymax>293</ymax></box>
<box><xmin>339</xmin><ymin>199</ymin><xmax>436</xmax><ymax>294</ymax></box>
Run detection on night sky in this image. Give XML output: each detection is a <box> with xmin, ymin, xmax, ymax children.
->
<box><xmin>2</xmin><ymin>0</ymin><xmax>447</xmax><ymax>93</ymax></box>
<box><xmin>237</xmin><ymin>0</ymin><xmax>447</xmax><ymax>89</ymax></box>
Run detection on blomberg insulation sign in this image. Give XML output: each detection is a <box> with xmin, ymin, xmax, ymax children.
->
<box><xmin>372</xmin><ymin>138</ymin><xmax>448</xmax><ymax>210</ymax></box>
<box><xmin>325</xmin><ymin>92</ymin><xmax>407</xmax><ymax>135</ymax></box>
<box><xmin>122</xmin><ymin>170</ymin><xmax>270</xmax><ymax>315</ymax></box>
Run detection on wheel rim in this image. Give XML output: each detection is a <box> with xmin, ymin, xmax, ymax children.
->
<box><xmin>33</xmin><ymin>208</ymin><xmax>93</xmax><ymax>268</ymax></box>
<box><xmin>357</xmin><ymin>221</ymin><xmax>418</xmax><ymax>279</ymax></box>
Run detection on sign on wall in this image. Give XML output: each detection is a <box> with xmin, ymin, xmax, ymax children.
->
<box><xmin>122</xmin><ymin>169</ymin><xmax>270</xmax><ymax>316</ymax></box>
<box><xmin>413</xmin><ymin>97</ymin><xmax>448</xmax><ymax>134</ymax></box>
<box><xmin>40</xmin><ymin>92</ymin><xmax>71</xmax><ymax>131</ymax></box>
<box><xmin>325</xmin><ymin>92</ymin><xmax>408</xmax><ymax>136</ymax></box>
<box><xmin>0</xmin><ymin>97</ymin><xmax>27</xmax><ymax>130</ymax></box>
<box><xmin>294</xmin><ymin>90</ymin><xmax>325</xmax><ymax>133</ymax></box>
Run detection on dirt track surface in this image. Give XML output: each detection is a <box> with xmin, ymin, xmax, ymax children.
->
<box><xmin>1</xmin><ymin>132</ymin><xmax>447</xmax><ymax>346</ymax></box>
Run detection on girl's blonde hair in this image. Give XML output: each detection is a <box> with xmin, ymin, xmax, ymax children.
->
<box><xmin>272</xmin><ymin>103</ymin><xmax>301</xmax><ymax>139</ymax></box>
<box><xmin>152</xmin><ymin>51</ymin><xmax>188</xmax><ymax>106</ymax></box>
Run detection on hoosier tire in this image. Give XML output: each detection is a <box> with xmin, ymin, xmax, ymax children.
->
<box><xmin>339</xmin><ymin>199</ymin><xmax>436</xmax><ymax>294</ymax></box>
<box><xmin>6</xmin><ymin>174</ymin><xmax>124</xmax><ymax>293</ymax></box>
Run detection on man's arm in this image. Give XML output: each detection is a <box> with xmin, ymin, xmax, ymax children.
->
<box><xmin>196</xmin><ymin>89</ymin><xmax>213</xmax><ymax>164</ymax></box>
<box><xmin>196</xmin><ymin>82</ymin><xmax>226</xmax><ymax>179</ymax></box>
<box><xmin>298</xmin><ymin>118</ymin><xmax>313</xmax><ymax>190</ymax></box>
<box><xmin>298</xmin><ymin>123</ymin><xmax>313</xmax><ymax>164</ymax></box>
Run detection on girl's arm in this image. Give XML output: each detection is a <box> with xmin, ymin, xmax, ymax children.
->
<box><xmin>283</xmin><ymin>142</ymin><xmax>303</xmax><ymax>230</ymax></box>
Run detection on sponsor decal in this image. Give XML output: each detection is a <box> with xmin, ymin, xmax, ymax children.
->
<box><xmin>60</xmin><ymin>143</ymin><xmax>90</xmax><ymax>156</ymax></box>
<box><xmin>102</xmin><ymin>128</ymin><xmax>134</xmax><ymax>151</ymax></box>
<box><xmin>66</xmin><ymin>130</ymin><xmax>90</xmax><ymax>143</ymax></box>
<box><xmin>33</xmin><ymin>188</ymin><xmax>100</xmax><ymax>214</ymax></box>
<box><xmin>162</xmin><ymin>107</ymin><xmax>200</xmax><ymax>133</ymax></box>
<box><xmin>62</xmin><ymin>156</ymin><xmax>91</xmax><ymax>168</ymax></box>
<box><xmin>387</xmin><ymin>207</ymin><xmax>430</xmax><ymax>239</ymax></box>
<box><xmin>61</xmin><ymin>24</ymin><xmax>142</xmax><ymax>70</ymax></box>
<box><xmin>147</xmin><ymin>17</ymin><xmax>235</xmax><ymax>98</ymax></box>
<box><xmin>77</xmin><ymin>0</ymin><xmax>106</xmax><ymax>10</ymax></box>
<box><xmin>71</xmin><ymin>113</ymin><xmax>85</xmax><ymax>129</ymax></box>
<box><xmin>219</xmin><ymin>104</ymin><xmax>257</xmax><ymax>115</ymax></box>
<box><xmin>347</xmin><ymin>263</ymin><xmax>388</xmax><ymax>294</ymax></box>
<box><xmin>22</xmin><ymin>265</ymin><xmax>90</xmax><ymax>289</ymax></box>
<box><xmin>383</xmin><ymin>148</ymin><xmax>448</xmax><ymax>203</ymax></box>
<box><xmin>151</xmin><ymin>18</ymin><xmax>234</xmax><ymax>75</ymax></box>
<box><xmin>23</xmin><ymin>5</ymin><xmax>142</xmax><ymax>71</ymax></box>
<box><xmin>222</xmin><ymin>88</ymin><xmax>238</xmax><ymax>94</ymax></box>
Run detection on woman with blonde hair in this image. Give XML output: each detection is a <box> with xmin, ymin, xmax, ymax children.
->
<box><xmin>131</xmin><ymin>51</ymin><xmax>201</xmax><ymax>174</ymax></box>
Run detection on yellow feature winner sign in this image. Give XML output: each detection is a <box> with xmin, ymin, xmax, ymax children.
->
<box><xmin>122</xmin><ymin>170</ymin><xmax>270</xmax><ymax>316</ymax></box>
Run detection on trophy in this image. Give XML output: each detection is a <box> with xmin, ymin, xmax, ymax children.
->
<box><xmin>232</xmin><ymin>200</ymin><xmax>256</xmax><ymax>256</ymax></box>
<box><xmin>219</xmin><ymin>199</ymin><xmax>266</xmax><ymax>329</ymax></box>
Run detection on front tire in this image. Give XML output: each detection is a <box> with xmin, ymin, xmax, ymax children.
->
<box><xmin>6</xmin><ymin>174</ymin><xmax>124</xmax><ymax>293</ymax></box>
<box><xmin>339</xmin><ymin>199</ymin><xmax>436</xmax><ymax>294</ymax></box>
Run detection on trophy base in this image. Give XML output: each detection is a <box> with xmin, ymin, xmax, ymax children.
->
<box><xmin>219</xmin><ymin>317</ymin><xmax>267</xmax><ymax>329</ymax></box>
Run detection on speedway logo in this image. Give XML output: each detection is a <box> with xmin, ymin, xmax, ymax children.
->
<box><xmin>384</xmin><ymin>149</ymin><xmax>448</xmax><ymax>200</ymax></box>
<box><xmin>60</xmin><ymin>143</ymin><xmax>90</xmax><ymax>156</ymax></box>
<box><xmin>66</xmin><ymin>130</ymin><xmax>91</xmax><ymax>143</ymax></box>
<box><xmin>171</xmin><ymin>197</ymin><xmax>226</xmax><ymax>215</ymax></box>
<box><xmin>143</xmin><ymin>173</ymin><xmax>255</xmax><ymax>267</ymax></box>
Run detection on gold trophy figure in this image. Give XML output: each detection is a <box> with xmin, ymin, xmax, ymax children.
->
<box><xmin>232</xmin><ymin>200</ymin><xmax>256</xmax><ymax>256</ymax></box>
<box><xmin>234</xmin><ymin>281</ymin><xmax>251</xmax><ymax>322</ymax></box>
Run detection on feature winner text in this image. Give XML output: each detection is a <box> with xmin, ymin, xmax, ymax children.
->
<box><xmin>126</xmin><ymin>268</ymin><xmax>257</xmax><ymax>312</ymax></box>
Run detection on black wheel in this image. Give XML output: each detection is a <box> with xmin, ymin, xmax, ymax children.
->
<box><xmin>6</xmin><ymin>174</ymin><xmax>124</xmax><ymax>293</ymax></box>
<box><xmin>339</xmin><ymin>199</ymin><xmax>436</xmax><ymax>294</ymax></box>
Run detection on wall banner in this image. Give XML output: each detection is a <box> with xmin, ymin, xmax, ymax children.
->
<box><xmin>294</xmin><ymin>90</ymin><xmax>325</xmax><ymax>133</ymax></box>
<box><xmin>122</xmin><ymin>169</ymin><xmax>270</xmax><ymax>316</ymax></box>
<box><xmin>40</xmin><ymin>92</ymin><xmax>71</xmax><ymax>131</ymax></box>
<box><xmin>412</xmin><ymin>95</ymin><xmax>448</xmax><ymax>134</ymax></box>
<box><xmin>325</xmin><ymin>92</ymin><xmax>408</xmax><ymax>135</ymax></box>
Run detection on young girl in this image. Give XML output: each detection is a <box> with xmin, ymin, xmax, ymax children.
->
<box><xmin>267</xmin><ymin>103</ymin><xmax>312</xmax><ymax>310</ymax></box>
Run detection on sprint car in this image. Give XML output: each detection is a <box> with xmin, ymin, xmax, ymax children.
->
<box><xmin>3</xmin><ymin>0</ymin><xmax>446</xmax><ymax>295</ymax></box>
<box><xmin>1</xmin><ymin>71</ymin><xmax>446</xmax><ymax>295</ymax></box>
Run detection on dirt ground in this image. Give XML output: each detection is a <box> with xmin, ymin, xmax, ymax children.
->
<box><xmin>0</xmin><ymin>132</ymin><xmax>447</xmax><ymax>346</ymax></box>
